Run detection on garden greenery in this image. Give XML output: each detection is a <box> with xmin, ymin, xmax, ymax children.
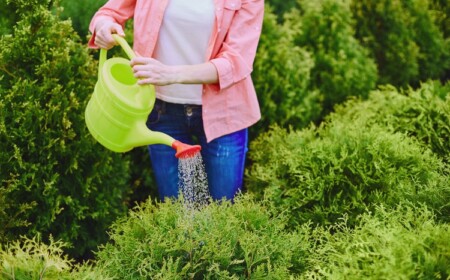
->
<box><xmin>303</xmin><ymin>205</ymin><xmax>450</xmax><ymax>279</ymax></box>
<box><xmin>331</xmin><ymin>81</ymin><xmax>450</xmax><ymax>161</ymax></box>
<box><xmin>351</xmin><ymin>0</ymin><xmax>450</xmax><ymax>87</ymax></box>
<box><xmin>0</xmin><ymin>0</ymin><xmax>131</xmax><ymax>259</ymax></box>
<box><xmin>247</xmin><ymin>81</ymin><xmax>450</xmax><ymax>227</ymax></box>
<box><xmin>286</xmin><ymin>0</ymin><xmax>378</xmax><ymax>116</ymax></box>
<box><xmin>251</xmin><ymin>4</ymin><xmax>321</xmax><ymax>138</ymax></box>
<box><xmin>0</xmin><ymin>0</ymin><xmax>449</xmax><ymax>277</ymax></box>
<box><xmin>94</xmin><ymin>196</ymin><xmax>308</xmax><ymax>279</ymax></box>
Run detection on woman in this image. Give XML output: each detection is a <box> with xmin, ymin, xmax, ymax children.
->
<box><xmin>89</xmin><ymin>0</ymin><xmax>264</xmax><ymax>201</ymax></box>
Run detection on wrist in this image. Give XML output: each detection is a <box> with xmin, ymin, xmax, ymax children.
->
<box><xmin>170</xmin><ymin>65</ymin><xmax>186</xmax><ymax>84</ymax></box>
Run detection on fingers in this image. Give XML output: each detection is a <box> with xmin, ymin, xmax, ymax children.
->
<box><xmin>129</xmin><ymin>57</ymin><xmax>174</xmax><ymax>86</ymax></box>
<box><xmin>94</xmin><ymin>21</ymin><xmax>125</xmax><ymax>49</ymax></box>
<box><xmin>137</xmin><ymin>78</ymin><xmax>154</xmax><ymax>86</ymax></box>
<box><xmin>110</xmin><ymin>23</ymin><xmax>125</xmax><ymax>37</ymax></box>
<box><xmin>130</xmin><ymin>56</ymin><xmax>154</xmax><ymax>66</ymax></box>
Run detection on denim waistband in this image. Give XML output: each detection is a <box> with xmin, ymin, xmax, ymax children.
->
<box><xmin>154</xmin><ymin>98</ymin><xmax>202</xmax><ymax>117</ymax></box>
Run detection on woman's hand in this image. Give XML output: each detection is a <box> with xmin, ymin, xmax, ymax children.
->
<box><xmin>131</xmin><ymin>57</ymin><xmax>178</xmax><ymax>86</ymax></box>
<box><xmin>94</xmin><ymin>20</ymin><xmax>125</xmax><ymax>49</ymax></box>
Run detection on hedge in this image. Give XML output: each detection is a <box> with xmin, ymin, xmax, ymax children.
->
<box><xmin>0</xmin><ymin>0</ymin><xmax>131</xmax><ymax>259</ymax></box>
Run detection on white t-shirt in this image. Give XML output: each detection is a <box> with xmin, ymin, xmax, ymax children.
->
<box><xmin>154</xmin><ymin>0</ymin><xmax>215</xmax><ymax>105</ymax></box>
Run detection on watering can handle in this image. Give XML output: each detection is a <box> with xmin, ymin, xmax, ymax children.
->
<box><xmin>99</xmin><ymin>34</ymin><xmax>137</xmax><ymax>76</ymax></box>
<box><xmin>112</xmin><ymin>34</ymin><xmax>136</xmax><ymax>59</ymax></box>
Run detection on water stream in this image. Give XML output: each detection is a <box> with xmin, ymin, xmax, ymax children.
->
<box><xmin>178</xmin><ymin>152</ymin><xmax>210</xmax><ymax>210</ymax></box>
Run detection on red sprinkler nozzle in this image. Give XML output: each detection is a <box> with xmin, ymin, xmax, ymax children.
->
<box><xmin>172</xmin><ymin>140</ymin><xmax>201</xmax><ymax>159</ymax></box>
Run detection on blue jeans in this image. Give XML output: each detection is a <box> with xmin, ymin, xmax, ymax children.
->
<box><xmin>146</xmin><ymin>99</ymin><xmax>248</xmax><ymax>201</ymax></box>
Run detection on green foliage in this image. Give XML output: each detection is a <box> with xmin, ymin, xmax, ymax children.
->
<box><xmin>0</xmin><ymin>236</ymin><xmax>111</xmax><ymax>280</ymax></box>
<box><xmin>351</xmin><ymin>0</ymin><xmax>450</xmax><ymax>87</ymax></box>
<box><xmin>0</xmin><ymin>236</ymin><xmax>74</xmax><ymax>279</ymax></box>
<box><xmin>430</xmin><ymin>0</ymin><xmax>450</xmax><ymax>39</ymax></box>
<box><xmin>264</xmin><ymin>0</ymin><xmax>297</xmax><ymax>22</ymax></box>
<box><xmin>128</xmin><ymin>147</ymin><xmax>158</xmax><ymax>204</ymax></box>
<box><xmin>304</xmin><ymin>205</ymin><xmax>450</xmax><ymax>279</ymax></box>
<box><xmin>286</xmin><ymin>0</ymin><xmax>378</xmax><ymax>115</ymax></box>
<box><xmin>0</xmin><ymin>0</ymin><xmax>17</xmax><ymax>35</ymax></box>
<box><xmin>252</xmin><ymin>5</ymin><xmax>322</xmax><ymax>137</ymax></box>
<box><xmin>247</xmin><ymin>83</ymin><xmax>450</xmax><ymax>227</ymax></box>
<box><xmin>0</xmin><ymin>2</ymin><xmax>131</xmax><ymax>259</ymax></box>
<box><xmin>331</xmin><ymin>81</ymin><xmax>450</xmax><ymax>161</ymax></box>
<box><xmin>95</xmin><ymin>196</ymin><xmax>307</xmax><ymax>279</ymax></box>
<box><xmin>58</xmin><ymin>0</ymin><xmax>107</xmax><ymax>41</ymax></box>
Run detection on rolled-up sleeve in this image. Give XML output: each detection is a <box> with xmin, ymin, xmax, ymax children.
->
<box><xmin>210</xmin><ymin>0</ymin><xmax>264</xmax><ymax>90</ymax></box>
<box><xmin>88</xmin><ymin>0</ymin><xmax>137</xmax><ymax>48</ymax></box>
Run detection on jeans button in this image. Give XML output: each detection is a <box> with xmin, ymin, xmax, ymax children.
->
<box><xmin>186</xmin><ymin>106</ymin><xmax>193</xmax><ymax>117</ymax></box>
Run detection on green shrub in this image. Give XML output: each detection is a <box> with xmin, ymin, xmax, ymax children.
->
<box><xmin>0</xmin><ymin>236</ymin><xmax>111</xmax><ymax>280</ymax></box>
<box><xmin>0</xmin><ymin>0</ymin><xmax>17</xmax><ymax>35</ymax></box>
<box><xmin>286</xmin><ymin>0</ymin><xmax>378</xmax><ymax>116</ymax></box>
<box><xmin>265</xmin><ymin>0</ymin><xmax>297</xmax><ymax>22</ymax></box>
<box><xmin>303</xmin><ymin>205</ymin><xmax>450</xmax><ymax>279</ymax></box>
<box><xmin>351</xmin><ymin>0</ymin><xmax>450</xmax><ymax>87</ymax></box>
<box><xmin>58</xmin><ymin>0</ymin><xmax>107</xmax><ymax>41</ymax></box>
<box><xmin>0</xmin><ymin>236</ymin><xmax>74</xmax><ymax>280</ymax></box>
<box><xmin>95</xmin><ymin>196</ymin><xmax>308</xmax><ymax>279</ymax></box>
<box><xmin>247</xmin><ymin>115</ymin><xmax>450</xmax><ymax>227</ymax></box>
<box><xmin>430</xmin><ymin>0</ymin><xmax>450</xmax><ymax>39</ymax></box>
<box><xmin>0</xmin><ymin>0</ymin><xmax>131</xmax><ymax>259</ymax></box>
<box><xmin>252</xmin><ymin>5</ymin><xmax>322</xmax><ymax>138</ymax></box>
<box><xmin>331</xmin><ymin>81</ymin><xmax>450</xmax><ymax>161</ymax></box>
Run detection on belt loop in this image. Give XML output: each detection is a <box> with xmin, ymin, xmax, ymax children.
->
<box><xmin>159</xmin><ymin>99</ymin><xmax>166</xmax><ymax>114</ymax></box>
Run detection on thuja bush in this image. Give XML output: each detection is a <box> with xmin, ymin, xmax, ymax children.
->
<box><xmin>331</xmin><ymin>81</ymin><xmax>450</xmax><ymax>161</ymax></box>
<box><xmin>0</xmin><ymin>236</ymin><xmax>110</xmax><ymax>280</ymax></box>
<box><xmin>265</xmin><ymin>0</ymin><xmax>297</xmax><ymax>22</ymax></box>
<box><xmin>430</xmin><ymin>0</ymin><xmax>450</xmax><ymax>40</ymax></box>
<box><xmin>0</xmin><ymin>0</ymin><xmax>131</xmax><ymax>258</ymax></box>
<box><xmin>246</xmin><ymin>120</ymin><xmax>450</xmax><ymax>227</ymax></box>
<box><xmin>0</xmin><ymin>0</ymin><xmax>17</xmax><ymax>35</ymax></box>
<box><xmin>95</xmin><ymin>196</ymin><xmax>308</xmax><ymax>279</ymax></box>
<box><xmin>58</xmin><ymin>0</ymin><xmax>107</xmax><ymax>41</ymax></box>
<box><xmin>252</xmin><ymin>5</ymin><xmax>322</xmax><ymax>137</ymax></box>
<box><xmin>285</xmin><ymin>0</ymin><xmax>378</xmax><ymax>116</ymax></box>
<box><xmin>351</xmin><ymin>0</ymin><xmax>450</xmax><ymax>87</ymax></box>
<box><xmin>303</xmin><ymin>205</ymin><xmax>450</xmax><ymax>279</ymax></box>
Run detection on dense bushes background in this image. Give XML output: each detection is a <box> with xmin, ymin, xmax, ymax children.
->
<box><xmin>0</xmin><ymin>0</ymin><xmax>131</xmax><ymax>259</ymax></box>
<box><xmin>58</xmin><ymin>0</ymin><xmax>107</xmax><ymax>41</ymax></box>
<box><xmin>0</xmin><ymin>0</ymin><xmax>449</xmax><ymax>278</ymax></box>
<box><xmin>351</xmin><ymin>0</ymin><xmax>450</xmax><ymax>87</ymax></box>
<box><xmin>251</xmin><ymin>4</ymin><xmax>321</xmax><ymax>138</ymax></box>
<box><xmin>247</xmin><ymin>81</ymin><xmax>450</xmax><ymax>228</ymax></box>
<box><xmin>286</xmin><ymin>0</ymin><xmax>378</xmax><ymax>117</ymax></box>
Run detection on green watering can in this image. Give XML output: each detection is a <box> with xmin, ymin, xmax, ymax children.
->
<box><xmin>85</xmin><ymin>34</ymin><xmax>200</xmax><ymax>158</ymax></box>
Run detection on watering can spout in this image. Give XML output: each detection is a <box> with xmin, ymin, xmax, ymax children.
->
<box><xmin>172</xmin><ymin>141</ymin><xmax>202</xmax><ymax>159</ymax></box>
<box><xmin>129</xmin><ymin>126</ymin><xmax>202</xmax><ymax>159</ymax></box>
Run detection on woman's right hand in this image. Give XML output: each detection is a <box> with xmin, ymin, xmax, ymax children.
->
<box><xmin>94</xmin><ymin>20</ymin><xmax>125</xmax><ymax>49</ymax></box>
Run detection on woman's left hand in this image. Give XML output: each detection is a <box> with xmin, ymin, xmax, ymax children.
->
<box><xmin>130</xmin><ymin>57</ymin><xmax>178</xmax><ymax>86</ymax></box>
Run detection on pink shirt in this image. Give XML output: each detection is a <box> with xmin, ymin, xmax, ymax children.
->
<box><xmin>88</xmin><ymin>0</ymin><xmax>264</xmax><ymax>142</ymax></box>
